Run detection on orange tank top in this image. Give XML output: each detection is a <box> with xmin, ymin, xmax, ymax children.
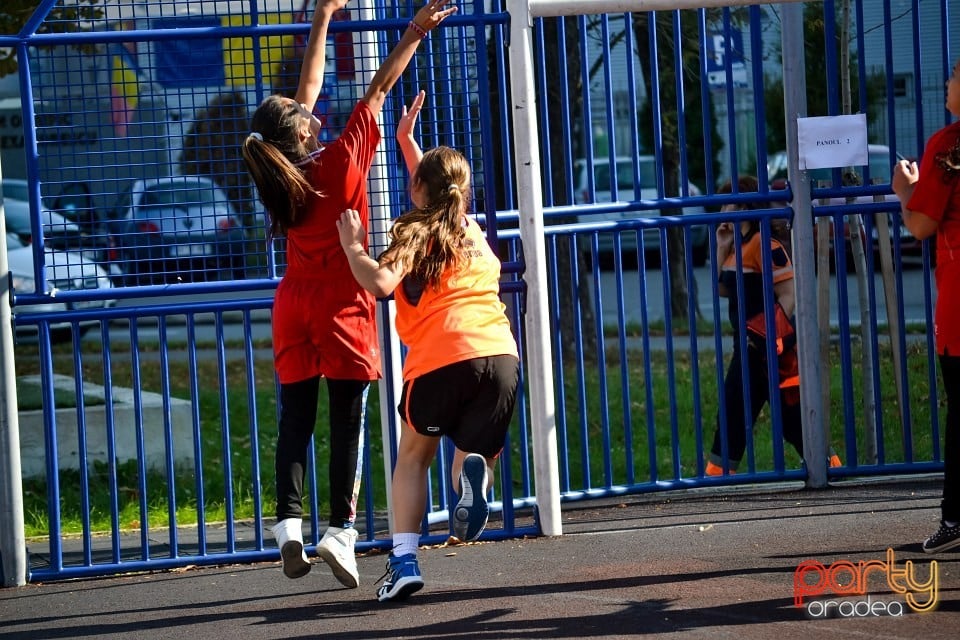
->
<box><xmin>394</xmin><ymin>216</ymin><xmax>518</xmax><ymax>381</ymax></box>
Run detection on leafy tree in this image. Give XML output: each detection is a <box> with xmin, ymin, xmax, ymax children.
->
<box><xmin>178</xmin><ymin>92</ymin><xmax>255</xmax><ymax>219</ymax></box>
<box><xmin>762</xmin><ymin>3</ymin><xmax>885</xmax><ymax>155</ymax></box>
<box><xmin>0</xmin><ymin>1</ymin><xmax>103</xmax><ymax>77</ymax></box>
<box><xmin>632</xmin><ymin>10</ymin><xmax>723</xmax><ymax>319</ymax></box>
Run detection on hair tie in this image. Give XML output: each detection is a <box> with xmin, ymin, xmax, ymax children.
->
<box><xmin>248</xmin><ymin>131</ymin><xmax>263</xmax><ymax>141</ymax></box>
<box><xmin>447</xmin><ymin>183</ymin><xmax>459</xmax><ymax>194</ymax></box>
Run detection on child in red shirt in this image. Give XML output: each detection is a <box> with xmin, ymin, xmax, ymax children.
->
<box><xmin>892</xmin><ymin>57</ymin><xmax>960</xmax><ymax>554</ymax></box>
<box><xmin>241</xmin><ymin>0</ymin><xmax>457</xmax><ymax>587</ymax></box>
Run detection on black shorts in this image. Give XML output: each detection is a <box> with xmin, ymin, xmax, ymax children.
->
<box><xmin>398</xmin><ymin>355</ymin><xmax>520</xmax><ymax>458</ymax></box>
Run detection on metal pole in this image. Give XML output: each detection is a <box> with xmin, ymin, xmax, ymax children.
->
<box><xmin>781</xmin><ymin>2</ymin><xmax>827</xmax><ymax>488</ymax></box>
<box><xmin>351</xmin><ymin>0</ymin><xmax>404</xmax><ymax>536</ymax></box>
<box><xmin>0</xmin><ymin>159</ymin><xmax>28</xmax><ymax>586</ymax></box>
<box><xmin>506</xmin><ymin>0</ymin><xmax>562</xmax><ymax>536</ymax></box>
<box><xmin>528</xmin><ymin>0</ymin><xmax>806</xmax><ymax>18</ymax></box>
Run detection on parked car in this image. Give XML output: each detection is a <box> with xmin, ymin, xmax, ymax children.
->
<box><xmin>5</xmin><ymin>231</ymin><xmax>115</xmax><ymax>342</ymax></box>
<box><xmin>3</xmin><ymin>178</ymin><xmax>118</xmax><ymax>280</ymax></box>
<box><xmin>104</xmin><ymin>176</ymin><xmax>247</xmax><ymax>286</ymax></box>
<box><xmin>574</xmin><ymin>156</ymin><xmax>709</xmax><ymax>266</ymax></box>
<box><xmin>767</xmin><ymin>144</ymin><xmax>923</xmax><ymax>270</ymax></box>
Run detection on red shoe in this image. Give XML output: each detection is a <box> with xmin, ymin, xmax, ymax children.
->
<box><xmin>705</xmin><ymin>461</ymin><xmax>735</xmax><ymax>476</ymax></box>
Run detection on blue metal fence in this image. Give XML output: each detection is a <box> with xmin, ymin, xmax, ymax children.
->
<box><xmin>0</xmin><ymin>0</ymin><xmax>953</xmax><ymax>582</ymax></box>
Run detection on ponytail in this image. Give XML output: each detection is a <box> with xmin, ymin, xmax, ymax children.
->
<box><xmin>241</xmin><ymin>95</ymin><xmax>321</xmax><ymax>237</ymax></box>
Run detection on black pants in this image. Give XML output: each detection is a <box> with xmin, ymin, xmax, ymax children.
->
<box><xmin>938</xmin><ymin>354</ymin><xmax>960</xmax><ymax>522</ymax></box>
<box><xmin>275</xmin><ymin>376</ymin><xmax>369</xmax><ymax>527</ymax></box>
<box><xmin>711</xmin><ymin>344</ymin><xmax>803</xmax><ymax>465</ymax></box>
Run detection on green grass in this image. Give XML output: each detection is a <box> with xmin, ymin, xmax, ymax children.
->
<box><xmin>13</xmin><ymin>336</ymin><xmax>939</xmax><ymax>538</ymax></box>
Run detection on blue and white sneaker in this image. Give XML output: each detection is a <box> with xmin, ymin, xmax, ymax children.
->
<box><xmin>453</xmin><ymin>453</ymin><xmax>489</xmax><ymax>542</ymax></box>
<box><xmin>376</xmin><ymin>553</ymin><xmax>424</xmax><ymax>602</ymax></box>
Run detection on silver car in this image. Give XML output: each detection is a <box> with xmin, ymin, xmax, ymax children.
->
<box><xmin>106</xmin><ymin>176</ymin><xmax>247</xmax><ymax>286</ymax></box>
<box><xmin>6</xmin><ymin>232</ymin><xmax>115</xmax><ymax>342</ymax></box>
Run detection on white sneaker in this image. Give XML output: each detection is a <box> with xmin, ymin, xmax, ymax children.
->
<box><xmin>316</xmin><ymin>526</ymin><xmax>360</xmax><ymax>588</ymax></box>
<box><xmin>271</xmin><ymin>518</ymin><xmax>311</xmax><ymax>579</ymax></box>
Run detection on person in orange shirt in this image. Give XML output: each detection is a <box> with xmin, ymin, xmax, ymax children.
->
<box><xmin>707</xmin><ymin>176</ymin><xmax>842</xmax><ymax>477</ymax></box>
<box><xmin>241</xmin><ymin>0</ymin><xmax>456</xmax><ymax>588</ymax></box>
<box><xmin>892</xmin><ymin>57</ymin><xmax>960</xmax><ymax>554</ymax></box>
<box><xmin>337</xmin><ymin>90</ymin><xmax>520</xmax><ymax>602</ymax></box>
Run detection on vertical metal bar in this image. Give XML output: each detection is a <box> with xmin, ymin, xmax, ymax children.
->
<box><xmin>547</xmin><ymin>236</ymin><xmax>571</xmax><ymax>492</ymax></box>
<box><xmin>508</xmin><ymin>0</ymin><xmax>562</xmax><ymax>535</ymax></box>
<box><xmin>782</xmin><ymin>1</ymin><xmax>827</xmax><ymax>488</ymax></box>
<box><xmin>186</xmin><ymin>316</ymin><xmax>207</xmax><ymax>555</ymax></box>
<box><xmin>126</xmin><ymin>320</ymin><xmax>149</xmax><ymax>560</ymax></box>
<box><xmin>0</xmin><ymin>161</ymin><xmax>27</xmax><ymax>586</ymax></box>
<box><xmin>242</xmin><ymin>310</ymin><xmax>264</xmax><ymax>548</ymax></box>
<box><xmin>158</xmin><ymin>317</ymin><xmax>179</xmax><ymax>557</ymax></box>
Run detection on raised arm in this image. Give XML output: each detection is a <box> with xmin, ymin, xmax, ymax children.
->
<box><xmin>362</xmin><ymin>0</ymin><xmax>457</xmax><ymax>117</ymax></box>
<box><xmin>397</xmin><ymin>90</ymin><xmax>426</xmax><ymax>176</ymax></box>
<box><xmin>295</xmin><ymin>0</ymin><xmax>348</xmax><ymax>111</ymax></box>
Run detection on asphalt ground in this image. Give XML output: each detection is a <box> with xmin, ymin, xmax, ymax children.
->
<box><xmin>1</xmin><ymin>475</ymin><xmax>958</xmax><ymax>639</ymax></box>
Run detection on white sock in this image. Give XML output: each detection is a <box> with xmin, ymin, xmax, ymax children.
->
<box><xmin>392</xmin><ymin>533</ymin><xmax>420</xmax><ymax>558</ymax></box>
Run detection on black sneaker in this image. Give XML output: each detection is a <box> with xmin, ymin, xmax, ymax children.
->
<box><xmin>453</xmin><ymin>453</ymin><xmax>489</xmax><ymax>542</ymax></box>
<box><xmin>922</xmin><ymin>521</ymin><xmax>960</xmax><ymax>553</ymax></box>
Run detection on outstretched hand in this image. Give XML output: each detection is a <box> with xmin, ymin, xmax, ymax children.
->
<box><xmin>412</xmin><ymin>0</ymin><xmax>458</xmax><ymax>32</ymax></box>
<box><xmin>398</xmin><ymin>90</ymin><xmax>426</xmax><ymax>141</ymax></box>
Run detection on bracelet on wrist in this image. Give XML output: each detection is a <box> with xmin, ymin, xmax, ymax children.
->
<box><xmin>407</xmin><ymin>20</ymin><xmax>428</xmax><ymax>39</ymax></box>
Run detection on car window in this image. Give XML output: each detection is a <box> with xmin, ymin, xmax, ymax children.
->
<box><xmin>2</xmin><ymin>180</ymin><xmax>29</xmax><ymax>202</ymax></box>
<box><xmin>868</xmin><ymin>152</ymin><xmax>892</xmax><ymax>181</ymax></box>
<box><xmin>595</xmin><ymin>159</ymin><xmax>657</xmax><ymax>192</ymax></box>
<box><xmin>143</xmin><ymin>186</ymin><xmax>215</xmax><ymax>208</ymax></box>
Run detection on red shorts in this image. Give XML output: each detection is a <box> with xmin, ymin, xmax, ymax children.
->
<box><xmin>272</xmin><ymin>274</ymin><xmax>380</xmax><ymax>383</ymax></box>
<box><xmin>936</xmin><ymin>257</ymin><xmax>960</xmax><ymax>357</ymax></box>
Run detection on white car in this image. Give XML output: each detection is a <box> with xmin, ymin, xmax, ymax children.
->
<box><xmin>574</xmin><ymin>155</ymin><xmax>709</xmax><ymax>266</ymax></box>
<box><xmin>5</xmin><ymin>232</ymin><xmax>115</xmax><ymax>341</ymax></box>
<box><xmin>3</xmin><ymin>178</ymin><xmax>119</xmax><ymax>279</ymax></box>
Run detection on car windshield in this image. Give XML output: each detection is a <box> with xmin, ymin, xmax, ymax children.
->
<box><xmin>2</xmin><ymin>180</ymin><xmax>29</xmax><ymax>202</ymax></box>
<box><xmin>142</xmin><ymin>185</ymin><xmax>216</xmax><ymax>208</ymax></box>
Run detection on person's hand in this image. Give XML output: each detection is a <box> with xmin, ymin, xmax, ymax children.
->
<box><xmin>891</xmin><ymin>159</ymin><xmax>919</xmax><ymax>196</ymax></box>
<box><xmin>318</xmin><ymin>0</ymin><xmax>349</xmax><ymax>15</ymax></box>
<box><xmin>397</xmin><ymin>90</ymin><xmax>426</xmax><ymax>141</ymax></box>
<box><xmin>412</xmin><ymin>0</ymin><xmax>458</xmax><ymax>33</ymax></box>
<box><xmin>716</xmin><ymin>221</ymin><xmax>734</xmax><ymax>252</ymax></box>
<box><xmin>337</xmin><ymin>209</ymin><xmax>366</xmax><ymax>252</ymax></box>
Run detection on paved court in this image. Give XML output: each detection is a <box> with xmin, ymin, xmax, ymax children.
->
<box><xmin>1</xmin><ymin>476</ymin><xmax>958</xmax><ymax>639</ymax></box>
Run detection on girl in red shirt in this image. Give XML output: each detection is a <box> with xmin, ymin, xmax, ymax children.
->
<box><xmin>338</xmin><ymin>90</ymin><xmax>519</xmax><ymax>602</ymax></box>
<box><xmin>241</xmin><ymin>0</ymin><xmax>456</xmax><ymax>588</ymax></box>
<box><xmin>893</xmin><ymin>57</ymin><xmax>960</xmax><ymax>554</ymax></box>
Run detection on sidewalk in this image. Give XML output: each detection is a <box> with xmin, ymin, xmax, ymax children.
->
<box><xmin>1</xmin><ymin>475</ymin><xmax>958</xmax><ymax>639</ymax></box>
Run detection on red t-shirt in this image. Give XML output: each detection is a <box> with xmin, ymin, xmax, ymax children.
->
<box><xmin>272</xmin><ymin>101</ymin><xmax>382</xmax><ymax>383</ymax></box>
<box><xmin>906</xmin><ymin>120</ymin><xmax>960</xmax><ymax>356</ymax></box>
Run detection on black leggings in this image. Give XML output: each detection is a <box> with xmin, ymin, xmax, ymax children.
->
<box><xmin>711</xmin><ymin>344</ymin><xmax>803</xmax><ymax>464</ymax></box>
<box><xmin>275</xmin><ymin>376</ymin><xmax>369</xmax><ymax>527</ymax></box>
<box><xmin>938</xmin><ymin>354</ymin><xmax>960</xmax><ymax>522</ymax></box>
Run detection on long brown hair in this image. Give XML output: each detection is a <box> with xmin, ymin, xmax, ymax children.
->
<box><xmin>241</xmin><ymin>95</ymin><xmax>321</xmax><ymax>237</ymax></box>
<box><xmin>380</xmin><ymin>146</ymin><xmax>472</xmax><ymax>288</ymax></box>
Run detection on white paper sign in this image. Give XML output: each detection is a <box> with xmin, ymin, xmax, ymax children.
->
<box><xmin>796</xmin><ymin>114</ymin><xmax>869</xmax><ymax>170</ymax></box>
